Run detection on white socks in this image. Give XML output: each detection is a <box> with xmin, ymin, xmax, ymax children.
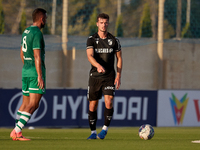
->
<box><xmin>91</xmin><ymin>130</ymin><xmax>97</xmax><ymax>134</ymax></box>
<box><xmin>91</xmin><ymin>125</ymin><xmax>108</xmax><ymax>134</ymax></box>
<box><xmin>102</xmin><ymin>125</ymin><xmax>108</xmax><ymax>131</ymax></box>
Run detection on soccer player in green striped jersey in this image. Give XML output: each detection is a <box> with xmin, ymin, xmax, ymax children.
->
<box><xmin>10</xmin><ymin>8</ymin><xmax>47</xmax><ymax>141</ymax></box>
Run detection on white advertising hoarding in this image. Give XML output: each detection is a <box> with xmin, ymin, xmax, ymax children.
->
<box><xmin>157</xmin><ymin>90</ymin><xmax>200</xmax><ymax>127</ymax></box>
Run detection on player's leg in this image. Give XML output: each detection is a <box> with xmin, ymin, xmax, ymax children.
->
<box><xmin>103</xmin><ymin>95</ymin><xmax>114</xmax><ymax>128</ymax></box>
<box><xmin>23</xmin><ymin>93</ymin><xmax>42</xmax><ymax>114</ymax></box>
<box><xmin>97</xmin><ymin>77</ymin><xmax>115</xmax><ymax>139</ymax></box>
<box><xmin>10</xmin><ymin>77</ymin><xmax>45</xmax><ymax>141</ymax></box>
<box><xmin>10</xmin><ymin>95</ymin><xmax>32</xmax><ymax>141</ymax></box>
<box><xmin>87</xmin><ymin>77</ymin><xmax>102</xmax><ymax>139</ymax></box>
<box><xmin>87</xmin><ymin>100</ymin><xmax>98</xmax><ymax>139</ymax></box>
<box><xmin>21</xmin><ymin>76</ymin><xmax>45</xmax><ymax>115</ymax></box>
<box><xmin>15</xmin><ymin>95</ymin><xmax>30</xmax><ymax>126</ymax></box>
<box><xmin>16</xmin><ymin>93</ymin><xmax>42</xmax><ymax>132</ymax></box>
<box><xmin>97</xmin><ymin>95</ymin><xmax>114</xmax><ymax>139</ymax></box>
<box><xmin>14</xmin><ymin>77</ymin><xmax>30</xmax><ymax>126</ymax></box>
<box><xmin>89</xmin><ymin>100</ymin><xmax>98</xmax><ymax>130</ymax></box>
<box><xmin>11</xmin><ymin>93</ymin><xmax>42</xmax><ymax>141</ymax></box>
<box><xmin>10</xmin><ymin>77</ymin><xmax>32</xmax><ymax>141</ymax></box>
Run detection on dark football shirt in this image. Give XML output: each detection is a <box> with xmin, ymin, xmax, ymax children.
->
<box><xmin>86</xmin><ymin>32</ymin><xmax>121</xmax><ymax>78</ymax></box>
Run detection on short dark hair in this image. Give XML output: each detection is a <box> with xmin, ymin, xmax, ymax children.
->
<box><xmin>97</xmin><ymin>13</ymin><xmax>109</xmax><ymax>22</ymax></box>
<box><xmin>32</xmin><ymin>8</ymin><xmax>46</xmax><ymax>22</ymax></box>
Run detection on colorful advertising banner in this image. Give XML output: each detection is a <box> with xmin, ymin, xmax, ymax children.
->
<box><xmin>0</xmin><ymin>89</ymin><xmax>157</xmax><ymax>127</ymax></box>
<box><xmin>157</xmin><ymin>90</ymin><xmax>200</xmax><ymax>126</ymax></box>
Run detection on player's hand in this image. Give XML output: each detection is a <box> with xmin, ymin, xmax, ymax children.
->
<box><xmin>97</xmin><ymin>65</ymin><xmax>105</xmax><ymax>73</ymax></box>
<box><xmin>114</xmin><ymin>77</ymin><xmax>121</xmax><ymax>90</ymax></box>
<box><xmin>37</xmin><ymin>76</ymin><xmax>44</xmax><ymax>89</ymax></box>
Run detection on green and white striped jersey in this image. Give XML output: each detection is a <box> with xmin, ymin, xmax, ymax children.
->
<box><xmin>21</xmin><ymin>26</ymin><xmax>45</xmax><ymax>77</ymax></box>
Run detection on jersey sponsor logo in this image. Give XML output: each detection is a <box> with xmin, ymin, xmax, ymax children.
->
<box><xmin>108</xmin><ymin>39</ymin><xmax>112</xmax><ymax>45</ymax></box>
<box><xmin>95</xmin><ymin>48</ymin><xmax>113</xmax><ymax>53</ymax></box>
<box><xmin>104</xmin><ymin>86</ymin><xmax>115</xmax><ymax>90</ymax></box>
<box><xmin>8</xmin><ymin>92</ymin><xmax>48</xmax><ymax>123</ymax></box>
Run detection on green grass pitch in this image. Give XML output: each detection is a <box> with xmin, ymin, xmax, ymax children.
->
<box><xmin>0</xmin><ymin>127</ymin><xmax>200</xmax><ymax>150</ymax></box>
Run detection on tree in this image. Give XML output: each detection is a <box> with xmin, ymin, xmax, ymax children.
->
<box><xmin>88</xmin><ymin>7</ymin><xmax>98</xmax><ymax>35</ymax></box>
<box><xmin>11</xmin><ymin>0</ymin><xmax>25</xmax><ymax>34</ymax></box>
<box><xmin>139</xmin><ymin>2</ymin><xmax>152</xmax><ymax>37</ymax></box>
<box><xmin>99</xmin><ymin>0</ymin><xmax>117</xmax><ymax>34</ymax></box>
<box><xmin>181</xmin><ymin>23</ymin><xmax>192</xmax><ymax>38</ymax></box>
<box><xmin>0</xmin><ymin>0</ymin><xmax>5</xmax><ymax>34</ymax></box>
<box><xmin>176</xmin><ymin>0</ymin><xmax>182</xmax><ymax>38</ymax></box>
<box><xmin>164</xmin><ymin>19</ymin><xmax>175</xmax><ymax>39</ymax></box>
<box><xmin>115</xmin><ymin>14</ymin><xmax>123</xmax><ymax>37</ymax></box>
<box><xmin>149</xmin><ymin>0</ymin><xmax>157</xmax><ymax>39</ymax></box>
<box><xmin>19</xmin><ymin>10</ymin><xmax>26</xmax><ymax>34</ymax></box>
<box><xmin>68</xmin><ymin>16</ymin><xmax>86</xmax><ymax>35</ymax></box>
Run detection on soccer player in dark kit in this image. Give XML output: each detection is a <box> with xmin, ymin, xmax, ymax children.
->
<box><xmin>86</xmin><ymin>13</ymin><xmax>122</xmax><ymax>139</ymax></box>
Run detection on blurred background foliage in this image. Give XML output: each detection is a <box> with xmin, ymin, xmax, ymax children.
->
<box><xmin>0</xmin><ymin>0</ymin><xmax>200</xmax><ymax>39</ymax></box>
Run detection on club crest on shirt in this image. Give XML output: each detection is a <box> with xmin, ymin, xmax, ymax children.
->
<box><xmin>96</xmin><ymin>38</ymin><xmax>99</xmax><ymax>44</ymax></box>
<box><xmin>108</xmin><ymin>39</ymin><xmax>112</xmax><ymax>45</ymax></box>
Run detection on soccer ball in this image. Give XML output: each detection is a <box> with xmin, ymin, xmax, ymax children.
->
<box><xmin>138</xmin><ymin>124</ymin><xmax>154</xmax><ymax>140</ymax></box>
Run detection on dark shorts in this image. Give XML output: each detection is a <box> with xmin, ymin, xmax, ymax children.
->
<box><xmin>87</xmin><ymin>76</ymin><xmax>115</xmax><ymax>101</ymax></box>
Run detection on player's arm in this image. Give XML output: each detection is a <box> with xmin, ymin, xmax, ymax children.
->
<box><xmin>20</xmin><ymin>46</ymin><xmax>24</xmax><ymax>64</ymax></box>
<box><xmin>34</xmin><ymin>49</ymin><xmax>44</xmax><ymax>89</ymax></box>
<box><xmin>115</xmin><ymin>50</ymin><xmax>122</xmax><ymax>90</ymax></box>
<box><xmin>86</xmin><ymin>48</ymin><xmax>105</xmax><ymax>73</ymax></box>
